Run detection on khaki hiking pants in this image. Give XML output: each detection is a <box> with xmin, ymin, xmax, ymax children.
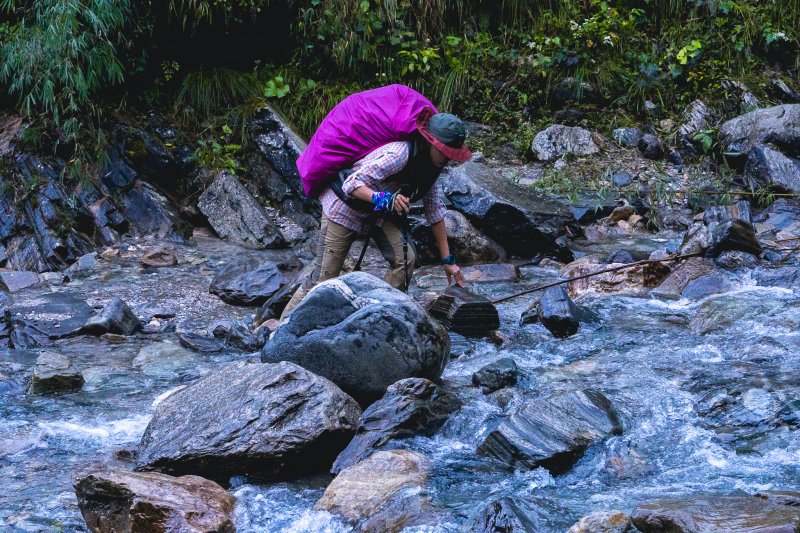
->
<box><xmin>282</xmin><ymin>213</ymin><xmax>416</xmax><ymax>317</ymax></box>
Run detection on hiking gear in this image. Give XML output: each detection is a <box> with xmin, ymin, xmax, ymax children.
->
<box><xmin>372</xmin><ymin>191</ymin><xmax>394</xmax><ymax>213</ymax></box>
<box><xmin>440</xmin><ymin>254</ymin><xmax>457</xmax><ymax>265</ymax></box>
<box><xmin>354</xmin><ymin>217</ymin><xmax>377</xmax><ymax>272</ymax></box>
<box><xmin>401</xmin><ymin>214</ymin><xmax>410</xmax><ymax>291</ymax></box>
<box><xmin>320</xmin><ymin>141</ymin><xmax>447</xmax><ymax>234</ymax></box>
<box><xmin>416</xmin><ymin>109</ymin><xmax>472</xmax><ymax>162</ymax></box>
<box><xmin>297</xmin><ymin>84</ymin><xmax>437</xmax><ymax>198</ymax></box>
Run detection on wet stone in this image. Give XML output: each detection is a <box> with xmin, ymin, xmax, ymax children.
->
<box><xmin>714</xmin><ymin>250</ymin><xmax>759</xmax><ymax>269</ymax></box>
<box><xmin>612</xmin><ymin>171</ymin><xmax>633</xmax><ymax>188</ymax></box>
<box><xmin>141</xmin><ymin>246</ymin><xmax>178</xmax><ymax>267</ymax></box>
<box><xmin>680</xmin><ymin>272</ymin><xmax>730</xmax><ymax>300</ymax></box>
<box><xmin>478</xmin><ymin>389</ymin><xmax>622</xmax><ymax>474</ymax></box>
<box><xmin>74</xmin><ymin>464</ymin><xmax>236</xmax><ymax>533</ymax></box>
<box><xmin>81</xmin><ymin>297</ymin><xmax>142</xmax><ymax>336</ymax></box>
<box><xmin>472</xmin><ymin>357</ymin><xmax>518</xmax><ymax>393</ymax></box>
<box><xmin>28</xmin><ymin>352</ymin><xmax>84</xmax><ymax>394</ymax></box>
<box><xmin>567</xmin><ymin>511</ymin><xmax>633</xmax><ymax>533</ymax></box>
<box><xmin>528</xmin><ymin>285</ymin><xmax>581</xmax><ymax>338</ymax></box>
<box><xmin>477</xmin><ymin>497</ymin><xmax>539</xmax><ymax>533</ymax></box>
<box><xmin>209</xmin><ymin>257</ymin><xmax>296</xmax><ymax>306</ymax></box>
<box><xmin>708</xmin><ymin>219</ymin><xmax>762</xmax><ymax>257</ymax></box>
<box><xmin>131</xmin><ymin>341</ymin><xmax>200</xmax><ymax>378</ymax></box>
<box><xmin>462</xmin><ymin>263</ymin><xmax>521</xmax><ymax>283</ymax></box>
<box><xmin>631</xmin><ymin>494</ymin><xmax>800</xmax><ymax>533</ymax></box>
<box><xmin>332</xmin><ymin>378</ymin><xmax>460</xmax><ymax>474</ymax></box>
<box><xmin>178</xmin><ymin>331</ymin><xmax>225</xmax><ymax>353</ymax></box>
<box><xmin>0</xmin><ymin>271</ymin><xmax>41</xmax><ymax>293</ymax></box>
<box><xmin>427</xmin><ymin>286</ymin><xmax>500</xmax><ymax>337</ymax></box>
<box><xmin>136</xmin><ymin>361</ymin><xmax>361</xmax><ymax>482</ymax></box>
<box><xmin>612</xmin><ymin>127</ymin><xmax>642</xmax><ymax>148</ymax></box>
<box><xmin>606</xmin><ymin>250</ymin><xmax>635</xmax><ymax>264</ymax></box>
<box><xmin>317</xmin><ymin>450</ymin><xmax>430</xmax><ymax>532</ymax></box>
<box><xmin>652</xmin><ymin>257</ymin><xmax>716</xmax><ymax>300</ymax></box>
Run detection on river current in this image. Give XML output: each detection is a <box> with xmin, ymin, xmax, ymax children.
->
<box><xmin>2</xmin><ymin>231</ymin><xmax>799</xmax><ymax>532</ymax></box>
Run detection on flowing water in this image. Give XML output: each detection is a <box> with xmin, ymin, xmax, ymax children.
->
<box><xmin>2</xmin><ymin>231</ymin><xmax>799</xmax><ymax>532</ymax></box>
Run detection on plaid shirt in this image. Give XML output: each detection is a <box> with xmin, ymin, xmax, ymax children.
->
<box><xmin>319</xmin><ymin>141</ymin><xmax>448</xmax><ymax>234</ymax></box>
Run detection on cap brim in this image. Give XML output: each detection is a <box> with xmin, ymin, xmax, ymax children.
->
<box><xmin>416</xmin><ymin>111</ymin><xmax>472</xmax><ymax>162</ymax></box>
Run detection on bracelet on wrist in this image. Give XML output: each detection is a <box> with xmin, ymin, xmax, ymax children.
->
<box><xmin>441</xmin><ymin>254</ymin><xmax>457</xmax><ymax>265</ymax></box>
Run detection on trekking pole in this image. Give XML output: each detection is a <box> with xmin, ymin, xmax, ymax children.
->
<box><xmin>354</xmin><ymin>216</ymin><xmax>377</xmax><ymax>272</ymax></box>
<box><xmin>402</xmin><ymin>213</ymin><xmax>410</xmax><ymax>291</ymax></box>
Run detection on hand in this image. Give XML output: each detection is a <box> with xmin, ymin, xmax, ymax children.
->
<box><xmin>393</xmin><ymin>193</ymin><xmax>410</xmax><ymax>215</ymax></box>
<box><xmin>444</xmin><ymin>264</ymin><xmax>465</xmax><ymax>287</ymax></box>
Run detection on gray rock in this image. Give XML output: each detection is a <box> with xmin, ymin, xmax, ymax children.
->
<box><xmin>719</xmin><ymin>104</ymin><xmax>800</xmax><ymax>156</ymax></box>
<box><xmin>209</xmin><ymin>257</ymin><xmax>296</xmax><ymax>306</ymax></box>
<box><xmin>722</xmin><ymin>79</ymin><xmax>762</xmax><ymax>112</ymax></box>
<box><xmin>612</xmin><ymin>171</ymin><xmax>633</xmax><ymax>188</ymax></box>
<box><xmin>477</xmin><ymin>497</ymin><xmax>539</xmax><ymax>533</ymax></box>
<box><xmin>254</xmin><ymin>264</ymin><xmax>314</xmax><ymax>325</ymax></box>
<box><xmin>532</xmin><ymin>125</ymin><xmax>599</xmax><ymax>161</ymax></box>
<box><xmin>140</xmin><ymin>246</ymin><xmax>178</xmax><ymax>267</ymax></box>
<box><xmin>197</xmin><ymin>171</ymin><xmax>286</xmax><ymax>249</ymax></box>
<box><xmin>316</xmin><ymin>450</ymin><xmax>430</xmax><ymax>532</ymax></box>
<box><xmin>652</xmin><ymin>258</ymin><xmax>716</xmax><ymax>300</ymax></box>
<box><xmin>82</xmin><ymin>298</ymin><xmax>141</xmax><ymax>336</ymax></box>
<box><xmin>441</xmin><ymin>162</ymin><xmax>579</xmax><ymax>260</ymax></box>
<box><xmin>177</xmin><ymin>332</ymin><xmax>225</xmax><ymax>353</ymax></box>
<box><xmin>631</xmin><ymin>494</ymin><xmax>800</xmax><ymax>533</ymax></box>
<box><xmin>411</xmin><ymin>210</ymin><xmax>506</xmax><ymax>265</ymax></box>
<box><xmin>679</xmin><ymin>100</ymin><xmax>713</xmax><ymax>138</ymax></box>
<box><xmin>681</xmin><ymin>272</ymin><xmax>730</xmax><ymax>300</ymax></box>
<box><xmin>708</xmin><ymin>219</ymin><xmax>762</xmax><ymax>257</ymax></box>
<box><xmin>0</xmin><ymin>271</ymin><xmax>41</xmax><ymax>293</ymax></box>
<box><xmin>744</xmin><ymin>143</ymin><xmax>800</xmax><ymax>194</ymax></box>
<box><xmin>570</xmin><ymin>194</ymin><xmax>619</xmax><ymax>224</ymax></box>
<box><xmin>771</xmin><ymin>79</ymin><xmax>800</xmax><ymax>103</ymax></box>
<box><xmin>472</xmin><ymin>358</ymin><xmax>518</xmax><ymax>393</ymax></box>
<box><xmin>74</xmin><ymin>464</ymin><xmax>236</xmax><ymax>533</ymax></box>
<box><xmin>638</xmin><ymin>134</ymin><xmax>665</xmax><ymax>160</ymax></box>
<box><xmin>525</xmin><ymin>286</ymin><xmax>581</xmax><ymax>338</ymax></box>
<box><xmin>28</xmin><ymin>352</ymin><xmax>84</xmax><ymax>394</ymax></box>
<box><xmin>714</xmin><ymin>250</ymin><xmax>758</xmax><ymax>269</ymax></box>
<box><xmin>478</xmin><ymin>389</ymin><xmax>622</xmax><ymax>473</ymax></box>
<box><xmin>132</xmin><ymin>341</ymin><xmax>200</xmax><ymax>377</ymax></box>
<box><xmin>606</xmin><ymin>250</ymin><xmax>635</xmax><ymax>264</ymax></box>
<box><xmin>120</xmin><ymin>182</ymin><xmax>190</xmax><ymax>242</ymax></box>
<box><xmin>136</xmin><ymin>361</ymin><xmax>361</xmax><ymax>481</ymax></box>
<box><xmin>262</xmin><ymin>273</ymin><xmax>450</xmax><ymax>404</ymax></box>
<box><xmin>612</xmin><ymin>128</ymin><xmax>642</xmax><ymax>148</ymax></box>
<box><xmin>332</xmin><ymin>378</ymin><xmax>460</xmax><ymax>474</ymax></box>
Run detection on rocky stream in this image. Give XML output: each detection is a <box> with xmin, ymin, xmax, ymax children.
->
<box><xmin>2</xmin><ymin>101</ymin><xmax>800</xmax><ymax>532</ymax></box>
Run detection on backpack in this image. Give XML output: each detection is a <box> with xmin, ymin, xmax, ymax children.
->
<box><xmin>296</xmin><ymin>84</ymin><xmax>437</xmax><ymax>199</ymax></box>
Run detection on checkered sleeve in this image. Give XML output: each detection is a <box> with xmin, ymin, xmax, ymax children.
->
<box><xmin>422</xmin><ymin>181</ymin><xmax>447</xmax><ymax>225</ymax></box>
<box><xmin>342</xmin><ymin>142</ymin><xmax>410</xmax><ymax>196</ymax></box>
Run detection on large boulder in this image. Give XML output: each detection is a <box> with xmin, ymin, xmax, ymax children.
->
<box><xmin>332</xmin><ymin>378</ymin><xmax>460</xmax><ymax>474</ymax></box>
<box><xmin>651</xmin><ymin>257</ymin><xmax>716</xmax><ymax>300</ymax></box>
<box><xmin>708</xmin><ymin>219</ymin><xmax>762</xmax><ymax>257</ymax></box>
<box><xmin>522</xmin><ymin>285</ymin><xmax>581</xmax><ymax>338</ymax></box>
<box><xmin>719</xmin><ymin>104</ymin><xmax>800</xmax><ymax>156</ymax></box>
<box><xmin>74</xmin><ymin>465</ymin><xmax>235</xmax><ymax>533</ymax></box>
<box><xmin>0</xmin><ymin>271</ymin><xmax>41</xmax><ymax>293</ymax></box>
<box><xmin>136</xmin><ymin>361</ymin><xmax>361</xmax><ymax>482</ymax></box>
<box><xmin>743</xmin><ymin>143</ymin><xmax>800</xmax><ymax>194</ymax></box>
<box><xmin>631</xmin><ymin>494</ymin><xmax>800</xmax><ymax>533</ymax></box>
<box><xmin>478</xmin><ymin>389</ymin><xmax>622</xmax><ymax>474</ymax></box>
<box><xmin>197</xmin><ymin>171</ymin><xmax>286</xmax><ymax>249</ymax></box>
<box><xmin>531</xmin><ymin>125</ymin><xmax>599</xmax><ymax>162</ymax></box>
<box><xmin>560</xmin><ymin>256</ymin><xmax>670</xmax><ymax>297</ymax></box>
<box><xmin>261</xmin><ymin>272</ymin><xmax>450</xmax><ymax>404</ymax></box>
<box><xmin>441</xmin><ymin>162</ymin><xmax>579</xmax><ymax>260</ymax></box>
<box><xmin>209</xmin><ymin>257</ymin><xmax>297</xmax><ymax>306</ymax></box>
<box><xmin>411</xmin><ymin>210</ymin><xmax>506</xmax><ymax>265</ymax></box>
<box><xmin>316</xmin><ymin>450</ymin><xmax>430</xmax><ymax>532</ymax></box>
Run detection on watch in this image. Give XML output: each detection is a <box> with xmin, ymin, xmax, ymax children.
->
<box><xmin>441</xmin><ymin>254</ymin><xmax>457</xmax><ymax>265</ymax></box>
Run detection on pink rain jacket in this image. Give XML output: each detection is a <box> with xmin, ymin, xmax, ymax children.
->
<box><xmin>296</xmin><ymin>84</ymin><xmax>437</xmax><ymax>198</ymax></box>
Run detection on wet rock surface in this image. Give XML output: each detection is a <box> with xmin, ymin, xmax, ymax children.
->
<box><xmin>81</xmin><ymin>298</ymin><xmax>142</xmax><ymax>336</ymax></box>
<box><xmin>28</xmin><ymin>351</ymin><xmax>84</xmax><ymax>394</ymax></box>
<box><xmin>631</xmin><ymin>494</ymin><xmax>800</xmax><ymax>533</ymax></box>
<box><xmin>198</xmin><ymin>171</ymin><xmax>286</xmax><ymax>249</ymax></box>
<box><xmin>477</xmin><ymin>497</ymin><xmax>540</xmax><ymax>532</ymax></box>
<box><xmin>567</xmin><ymin>511</ymin><xmax>633</xmax><ymax>533</ymax></box>
<box><xmin>427</xmin><ymin>286</ymin><xmax>500</xmax><ymax>336</ymax></box>
<box><xmin>472</xmin><ymin>357</ymin><xmax>518</xmax><ymax>393</ymax></box>
<box><xmin>441</xmin><ymin>161</ymin><xmax>578</xmax><ymax>260</ymax></box>
<box><xmin>523</xmin><ymin>285</ymin><xmax>581</xmax><ymax>338</ymax></box>
<box><xmin>332</xmin><ymin>377</ymin><xmax>460</xmax><ymax>474</ymax></box>
<box><xmin>411</xmin><ymin>210</ymin><xmax>506</xmax><ymax>265</ymax></box>
<box><xmin>479</xmin><ymin>389</ymin><xmax>623</xmax><ymax>473</ymax></box>
<box><xmin>317</xmin><ymin>450</ymin><xmax>430</xmax><ymax>532</ymax></box>
<box><xmin>261</xmin><ymin>272</ymin><xmax>450</xmax><ymax>403</ymax></box>
<box><xmin>74</xmin><ymin>464</ymin><xmax>236</xmax><ymax>533</ymax></box>
<box><xmin>720</xmin><ymin>104</ymin><xmax>800</xmax><ymax>156</ymax></box>
<box><xmin>136</xmin><ymin>361</ymin><xmax>361</xmax><ymax>482</ymax></box>
<box><xmin>209</xmin><ymin>257</ymin><xmax>298</xmax><ymax>306</ymax></box>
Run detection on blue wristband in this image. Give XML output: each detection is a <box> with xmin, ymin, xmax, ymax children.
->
<box><xmin>441</xmin><ymin>254</ymin><xmax>457</xmax><ymax>265</ymax></box>
<box><xmin>372</xmin><ymin>191</ymin><xmax>393</xmax><ymax>213</ymax></box>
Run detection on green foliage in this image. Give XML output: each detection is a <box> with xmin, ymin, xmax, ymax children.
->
<box><xmin>263</xmin><ymin>76</ymin><xmax>291</xmax><ymax>99</ymax></box>
<box><xmin>193</xmin><ymin>124</ymin><xmax>241</xmax><ymax>174</ymax></box>
<box><xmin>175</xmin><ymin>67</ymin><xmax>261</xmax><ymax>119</ymax></box>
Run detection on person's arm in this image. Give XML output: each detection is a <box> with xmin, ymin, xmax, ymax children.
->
<box><xmin>424</xmin><ymin>183</ymin><xmax>465</xmax><ymax>287</ymax></box>
<box><xmin>344</xmin><ymin>143</ymin><xmax>410</xmax><ymax>214</ymax></box>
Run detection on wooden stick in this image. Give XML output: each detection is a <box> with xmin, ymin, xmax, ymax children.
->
<box><xmin>490</xmin><ymin>251</ymin><xmax>703</xmax><ymax>305</ymax></box>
